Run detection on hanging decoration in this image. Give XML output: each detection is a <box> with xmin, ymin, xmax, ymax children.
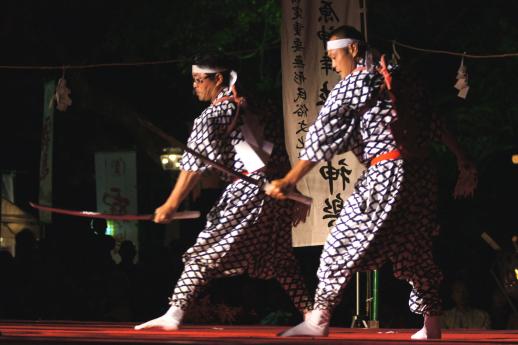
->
<box><xmin>53</xmin><ymin>67</ymin><xmax>72</xmax><ymax>111</ymax></box>
<box><xmin>454</xmin><ymin>56</ymin><xmax>469</xmax><ymax>99</ymax></box>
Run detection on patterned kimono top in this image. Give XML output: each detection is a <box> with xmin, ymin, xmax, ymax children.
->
<box><xmin>300</xmin><ymin>68</ymin><xmax>397</xmax><ymax>164</ymax></box>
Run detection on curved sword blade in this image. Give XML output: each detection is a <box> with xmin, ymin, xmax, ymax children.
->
<box><xmin>29</xmin><ymin>202</ymin><xmax>200</xmax><ymax>221</ymax></box>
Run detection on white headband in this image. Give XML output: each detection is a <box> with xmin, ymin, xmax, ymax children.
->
<box><xmin>192</xmin><ymin>65</ymin><xmax>226</xmax><ymax>74</ymax></box>
<box><xmin>326</xmin><ymin>38</ymin><xmax>358</xmax><ymax>51</ymax></box>
<box><xmin>192</xmin><ymin>65</ymin><xmax>238</xmax><ymax>87</ymax></box>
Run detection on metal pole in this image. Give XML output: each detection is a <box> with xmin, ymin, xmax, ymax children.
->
<box><xmin>366</xmin><ymin>270</ymin><xmax>372</xmax><ymax>318</ymax></box>
<box><xmin>356</xmin><ymin>272</ymin><xmax>361</xmax><ymax>316</ymax></box>
<box><xmin>351</xmin><ymin>272</ymin><xmax>361</xmax><ymax>327</ymax></box>
<box><xmin>372</xmin><ymin>270</ymin><xmax>379</xmax><ymax>320</ymax></box>
<box><xmin>0</xmin><ymin>193</ymin><xmax>2</xmax><ymax>250</ymax></box>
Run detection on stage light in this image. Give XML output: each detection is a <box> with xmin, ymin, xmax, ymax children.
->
<box><xmin>106</xmin><ymin>220</ymin><xmax>116</xmax><ymax>236</ymax></box>
<box><xmin>512</xmin><ymin>154</ymin><xmax>518</xmax><ymax>165</ymax></box>
<box><xmin>160</xmin><ymin>148</ymin><xmax>183</xmax><ymax>171</ymax></box>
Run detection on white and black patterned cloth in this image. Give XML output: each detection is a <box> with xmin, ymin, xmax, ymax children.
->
<box><xmin>170</xmin><ymin>88</ymin><xmax>312</xmax><ymax>313</ymax></box>
<box><xmin>301</xmin><ymin>69</ymin><xmax>442</xmax><ymax>315</ymax></box>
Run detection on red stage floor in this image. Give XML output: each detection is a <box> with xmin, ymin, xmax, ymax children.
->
<box><xmin>1</xmin><ymin>321</ymin><xmax>518</xmax><ymax>345</ymax></box>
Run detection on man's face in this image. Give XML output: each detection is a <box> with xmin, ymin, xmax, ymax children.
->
<box><xmin>192</xmin><ymin>73</ymin><xmax>219</xmax><ymax>101</ymax></box>
<box><xmin>327</xmin><ymin>36</ymin><xmax>356</xmax><ymax>79</ymax></box>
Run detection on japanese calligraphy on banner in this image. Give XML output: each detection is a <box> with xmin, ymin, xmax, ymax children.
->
<box><xmin>95</xmin><ymin>151</ymin><xmax>139</xmax><ymax>254</ymax></box>
<box><xmin>281</xmin><ymin>0</ymin><xmax>368</xmax><ymax>246</ymax></box>
<box><xmin>38</xmin><ymin>80</ymin><xmax>56</xmax><ymax>223</ymax></box>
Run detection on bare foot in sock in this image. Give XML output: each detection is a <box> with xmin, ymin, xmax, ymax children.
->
<box><xmin>411</xmin><ymin>315</ymin><xmax>441</xmax><ymax>340</ymax></box>
<box><xmin>134</xmin><ymin>306</ymin><xmax>184</xmax><ymax>331</ymax></box>
<box><xmin>277</xmin><ymin>320</ymin><xmax>329</xmax><ymax>337</ymax></box>
<box><xmin>134</xmin><ymin>315</ymin><xmax>180</xmax><ymax>331</ymax></box>
<box><xmin>278</xmin><ymin>309</ymin><xmax>330</xmax><ymax>337</ymax></box>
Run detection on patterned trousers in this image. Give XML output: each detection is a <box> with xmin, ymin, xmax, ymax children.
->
<box><xmin>313</xmin><ymin>159</ymin><xmax>442</xmax><ymax>315</ymax></box>
<box><xmin>169</xmin><ymin>258</ymin><xmax>312</xmax><ymax>313</ymax></box>
<box><xmin>169</xmin><ymin>177</ymin><xmax>312</xmax><ymax>313</ymax></box>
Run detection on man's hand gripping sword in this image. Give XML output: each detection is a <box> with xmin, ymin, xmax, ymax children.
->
<box><xmin>138</xmin><ymin>118</ymin><xmax>312</xmax><ymax>206</ymax></box>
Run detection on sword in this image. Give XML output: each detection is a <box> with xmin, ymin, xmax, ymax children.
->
<box><xmin>138</xmin><ymin>117</ymin><xmax>312</xmax><ymax>206</ymax></box>
<box><xmin>29</xmin><ymin>202</ymin><xmax>200</xmax><ymax>221</ymax></box>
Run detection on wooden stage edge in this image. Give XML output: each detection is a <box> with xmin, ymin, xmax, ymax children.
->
<box><xmin>1</xmin><ymin>321</ymin><xmax>518</xmax><ymax>345</ymax></box>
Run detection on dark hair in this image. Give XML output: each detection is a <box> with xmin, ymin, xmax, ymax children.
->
<box><xmin>329</xmin><ymin>25</ymin><xmax>365</xmax><ymax>42</ymax></box>
<box><xmin>328</xmin><ymin>25</ymin><xmax>367</xmax><ymax>61</ymax></box>
<box><xmin>193</xmin><ymin>53</ymin><xmax>236</xmax><ymax>87</ymax></box>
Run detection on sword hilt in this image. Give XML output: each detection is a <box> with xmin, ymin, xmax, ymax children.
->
<box><xmin>171</xmin><ymin>211</ymin><xmax>201</xmax><ymax>220</ymax></box>
<box><xmin>263</xmin><ymin>183</ymin><xmax>312</xmax><ymax>206</ymax></box>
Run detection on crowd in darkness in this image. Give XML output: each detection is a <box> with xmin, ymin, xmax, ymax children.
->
<box><xmin>0</xmin><ymin>217</ymin><xmax>310</xmax><ymax>325</ymax></box>
<box><xmin>0</xmin><ymin>224</ymin><xmax>141</xmax><ymax>321</ymax></box>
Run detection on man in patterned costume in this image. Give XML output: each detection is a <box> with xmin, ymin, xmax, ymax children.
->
<box><xmin>267</xmin><ymin>26</ymin><xmax>449</xmax><ymax>340</ymax></box>
<box><xmin>134</xmin><ymin>54</ymin><xmax>312</xmax><ymax>331</ymax></box>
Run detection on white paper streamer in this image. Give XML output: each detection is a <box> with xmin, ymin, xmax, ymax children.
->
<box><xmin>229</xmin><ymin>70</ymin><xmax>238</xmax><ymax>87</ymax></box>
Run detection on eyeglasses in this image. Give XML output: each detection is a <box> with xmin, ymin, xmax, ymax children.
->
<box><xmin>192</xmin><ymin>75</ymin><xmax>212</xmax><ymax>85</ymax></box>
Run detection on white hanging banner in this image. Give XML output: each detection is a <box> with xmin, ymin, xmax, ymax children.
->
<box><xmin>38</xmin><ymin>80</ymin><xmax>56</xmax><ymax>223</ymax></box>
<box><xmin>95</xmin><ymin>151</ymin><xmax>139</xmax><ymax>255</ymax></box>
<box><xmin>281</xmin><ymin>0</ymin><xmax>367</xmax><ymax>246</ymax></box>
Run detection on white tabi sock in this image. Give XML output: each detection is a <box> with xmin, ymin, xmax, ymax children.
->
<box><xmin>411</xmin><ymin>315</ymin><xmax>442</xmax><ymax>340</ymax></box>
<box><xmin>134</xmin><ymin>305</ymin><xmax>184</xmax><ymax>331</ymax></box>
<box><xmin>278</xmin><ymin>309</ymin><xmax>330</xmax><ymax>337</ymax></box>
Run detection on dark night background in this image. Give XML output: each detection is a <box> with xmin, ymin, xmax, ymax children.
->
<box><xmin>1</xmin><ymin>0</ymin><xmax>518</xmax><ymax>328</ymax></box>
